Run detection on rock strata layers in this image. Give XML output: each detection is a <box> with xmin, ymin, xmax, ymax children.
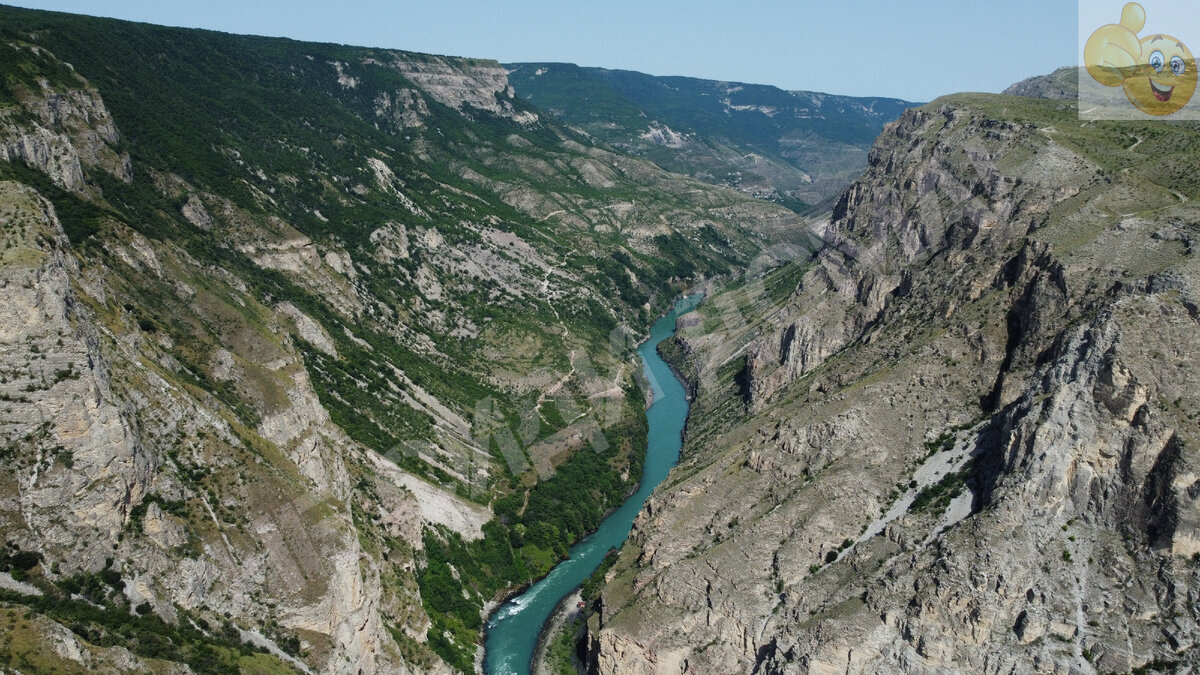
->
<box><xmin>590</xmin><ymin>93</ymin><xmax>1200</xmax><ymax>673</ymax></box>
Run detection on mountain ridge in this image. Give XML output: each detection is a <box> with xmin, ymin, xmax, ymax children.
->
<box><xmin>505</xmin><ymin>62</ymin><xmax>915</xmax><ymax>211</ymax></box>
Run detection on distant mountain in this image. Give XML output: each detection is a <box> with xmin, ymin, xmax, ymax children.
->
<box><xmin>1003</xmin><ymin>65</ymin><xmax>1079</xmax><ymax>100</ymax></box>
<box><xmin>506</xmin><ymin>63</ymin><xmax>915</xmax><ymax>211</ymax></box>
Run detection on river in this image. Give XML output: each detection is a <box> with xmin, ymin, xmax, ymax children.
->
<box><xmin>483</xmin><ymin>295</ymin><xmax>701</xmax><ymax>674</ymax></box>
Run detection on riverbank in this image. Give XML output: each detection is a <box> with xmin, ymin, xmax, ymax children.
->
<box><xmin>532</xmin><ymin>590</ymin><xmax>584</xmax><ymax>675</ymax></box>
<box><xmin>483</xmin><ymin>294</ymin><xmax>700</xmax><ymax>674</ymax></box>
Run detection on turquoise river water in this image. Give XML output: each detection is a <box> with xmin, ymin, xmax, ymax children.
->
<box><xmin>483</xmin><ymin>295</ymin><xmax>700</xmax><ymax>674</ymax></box>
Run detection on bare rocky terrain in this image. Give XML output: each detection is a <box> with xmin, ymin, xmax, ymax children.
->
<box><xmin>1002</xmin><ymin>67</ymin><xmax>1079</xmax><ymax>101</ymax></box>
<box><xmin>588</xmin><ymin>91</ymin><xmax>1200</xmax><ymax>673</ymax></box>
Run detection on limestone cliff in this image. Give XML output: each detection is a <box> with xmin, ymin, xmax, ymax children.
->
<box><xmin>0</xmin><ymin>41</ymin><xmax>130</xmax><ymax>193</ymax></box>
<box><xmin>590</xmin><ymin>93</ymin><xmax>1200</xmax><ymax>672</ymax></box>
<box><xmin>0</xmin><ymin>180</ymin><xmax>151</xmax><ymax>573</ymax></box>
<box><xmin>389</xmin><ymin>55</ymin><xmax>538</xmax><ymax>126</ymax></box>
<box><xmin>0</xmin><ymin>139</ymin><xmax>412</xmax><ymax>673</ymax></box>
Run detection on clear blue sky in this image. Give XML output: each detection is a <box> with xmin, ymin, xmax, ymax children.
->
<box><xmin>5</xmin><ymin>1</ymin><xmax>1078</xmax><ymax>101</ymax></box>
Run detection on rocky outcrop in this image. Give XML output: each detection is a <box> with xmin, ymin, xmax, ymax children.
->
<box><xmin>590</xmin><ymin>93</ymin><xmax>1200</xmax><ymax>673</ymax></box>
<box><xmin>741</xmin><ymin>102</ymin><xmax>1088</xmax><ymax>408</ymax></box>
<box><xmin>389</xmin><ymin>55</ymin><xmax>538</xmax><ymax>125</ymax></box>
<box><xmin>0</xmin><ymin>42</ymin><xmax>131</xmax><ymax>193</ymax></box>
<box><xmin>373</xmin><ymin>87</ymin><xmax>431</xmax><ymax>129</ymax></box>
<box><xmin>0</xmin><ymin>120</ymin><xmax>89</xmax><ymax>192</ymax></box>
<box><xmin>275</xmin><ymin>302</ymin><xmax>339</xmax><ymax>358</ymax></box>
<box><xmin>0</xmin><ymin>181</ymin><xmax>152</xmax><ymax>572</ymax></box>
<box><xmin>745</xmin><ymin>291</ymin><xmax>1200</xmax><ymax>674</ymax></box>
<box><xmin>1002</xmin><ymin>66</ymin><xmax>1080</xmax><ymax>100</ymax></box>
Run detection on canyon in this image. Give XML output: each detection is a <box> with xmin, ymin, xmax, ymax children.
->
<box><xmin>0</xmin><ymin>5</ymin><xmax>1196</xmax><ymax>674</ymax></box>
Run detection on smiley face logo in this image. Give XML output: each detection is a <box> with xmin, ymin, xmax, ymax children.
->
<box><xmin>1084</xmin><ymin>2</ymin><xmax>1197</xmax><ymax>116</ymax></box>
<box><xmin>1123</xmin><ymin>34</ymin><xmax>1197</xmax><ymax>115</ymax></box>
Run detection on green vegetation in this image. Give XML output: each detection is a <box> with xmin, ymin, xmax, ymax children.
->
<box><xmin>0</xmin><ymin>594</ymin><xmax>277</xmax><ymax>673</ymax></box>
<box><xmin>543</xmin><ymin>613</ymin><xmax>585</xmax><ymax>675</ymax></box>
<box><xmin>124</xmin><ymin>495</ymin><xmax>190</xmax><ymax>534</ymax></box>
<box><xmin>910</xmin><ymin>461</ymin><xmax>975</xmax><ymax>516</ymax></box>
<box><xmin>0</xmin><ymin>549</ymin><xmax>285</xmax><ymax>674</ymax></box>
<box><xmin>0</xmin><ymin>544</ymin><xmax>40</xmax><ymax>582</ymax></box>
<box><xmin>923</xmin><ymin>431</ymin><xmax>955</xmax><ymax>457</ymax></box>
<box><xmin>922</xmin><ymin>422</ymin><xmax>976</xmax><ymax>458</ymax></box>
<box><xmin>581</xmin><ymin>549</ymin><xmax>619</xmax><ymax>605</ymax></box>
<box><xmin>536</xmin><ymin>548</ymin><xmax>618</xmax><ymax>675</ymax></box>
<box><xmin>506</xmin><ymin>62</ymin><xmax>914</xmax><ymax>207</ymax></box>
<box><xmin>0</xmin><ymin>160</ymin><xmax>111</xmax><ymax>247</ymax></box>
<box><xmin>418</xmin><ymin>384</ymin><xmax>648</xmax><ymax>668</ymax></box>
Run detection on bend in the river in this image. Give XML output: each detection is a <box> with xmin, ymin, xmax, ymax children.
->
<box><xmin>483</xmin><ymin>295</ymin><xmax>700</xmax><ymax>674</ymax></box>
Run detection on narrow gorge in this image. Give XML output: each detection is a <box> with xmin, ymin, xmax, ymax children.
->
<box><xmin>0</xmin><ymin>5</ymin><xmax>899</xmax><ymax>673</ymax></box>
<box><xmin>485</xmin><ymin>295</ymin><xmax>697</xmax><ymax>674</ymax></box>
<box><xmin>0</xmin><ymin>4</ymin><xmax>1196</xmax><ymax>675</ymax></box>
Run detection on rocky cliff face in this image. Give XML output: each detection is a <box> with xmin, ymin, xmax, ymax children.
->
<box><xmin>0</xmin><ymin>180</ymin><xmax>150</xmax><ymax>572</ymax></box>
<box><xmin>740</xmin><ymin>102</ymin><xmax>1088</xmax><ymax>408</ymax></box>
<box><xmin>0</xmin><ymin>80</ymin><xmax>420</xmax><ymax>673</ymax></box>
<box><xmin>589</xmin><ymin>93</ymin><xmax>1200</xmax><ymax>672</ymax></box>
<box><xmin>0</xmin><ymin>42</ymin><xmax>131</xmax><ymax>193</ymax></box>
<box><xmin>390</xmin><ymin>56</ymin><xmax>538</xmax><ymax>126</ymax></box>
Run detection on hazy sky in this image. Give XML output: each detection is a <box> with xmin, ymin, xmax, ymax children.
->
<box><xmin>5</xmin><ymin>1</ymin><xmax>1079</xmax><ymax>101</ymax></box>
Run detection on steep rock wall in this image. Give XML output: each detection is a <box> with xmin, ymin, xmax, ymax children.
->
<box><xmin>590</xmin><ymin>94</ymin><xmax>1200</xmax><ymax>673</ymax></box>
